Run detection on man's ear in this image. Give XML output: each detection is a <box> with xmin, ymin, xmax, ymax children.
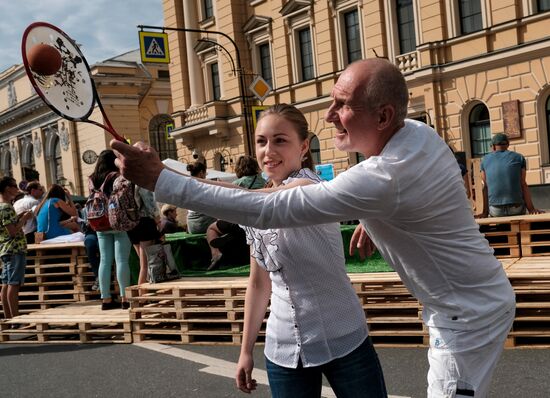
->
<box><xmin>377</xmin><ymin>105</ymin><xmax>395</xmax><ymax>129</ymax></box>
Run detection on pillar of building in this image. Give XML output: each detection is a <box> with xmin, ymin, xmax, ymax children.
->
<box><xmin>183</xmin><ymin>0</ymin><xmax>205</xmax><ymax>108</ymax></box>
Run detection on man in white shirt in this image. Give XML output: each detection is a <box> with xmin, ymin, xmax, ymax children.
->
<box><xmin>13</xmin><ymin>181</ymin><xmax>43</xmax><ymax>244</ymax></box>
<box><xmin>112</xmin><ymin>58</ymin><xmax>515</xmax><ymax>398</ymax></box>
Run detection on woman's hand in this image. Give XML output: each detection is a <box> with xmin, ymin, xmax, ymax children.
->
<box><xmin>349</xmin><ymin>224</ymin><xmax>377</xmax><ymax>260</ymax></box>
<box><xmin>235</xmin><ymin>352</ymin><xmax>257</xmax><ymax>394</ymax></box>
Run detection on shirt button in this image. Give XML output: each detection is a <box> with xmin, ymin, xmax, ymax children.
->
<box><xmin>286</xmin><ymin>287</ymin><xmax>289</xmax><ymax>290</ymax></box>
<box><xmin>291</xmin><ymin>305</ymin><xmax>294</xmax><ymax>309</ymax></box>
<box><xmin>297</xmin><ymin>343</ymin><xmax>301</xmax><ymax>347</ymax></box>
<box><xmin>294</xmin><ymin>324</ymin><xmax>298</xmax><ymax>328</ymax></box>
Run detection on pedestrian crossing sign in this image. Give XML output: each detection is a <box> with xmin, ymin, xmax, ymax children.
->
<box><xmin>139</xmin><ymin>31</ymin><xmax>170</xmax><ymax>63</ymax></box>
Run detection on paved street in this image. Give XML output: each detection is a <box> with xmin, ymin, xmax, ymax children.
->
<box><xmin>0</xmin><ymin>343</ymin><xmax>549</xmax><ymax>397</ymax></box>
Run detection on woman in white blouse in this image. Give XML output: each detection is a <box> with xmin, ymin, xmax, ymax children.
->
<box><xmin>235</xmin><ymin>104</ymin><xmax>387</xmax><ymax>397</ymax></box>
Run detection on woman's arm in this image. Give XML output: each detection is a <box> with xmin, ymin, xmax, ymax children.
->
<box><xmin>55</xmin><ymin>199</ymin><xmax>77</xmax><ymax>216</ymax></box>
<box><xmin>235</xmin><ymin>255</ymin><xmax>271</xmax><ymax>394</ymax></box>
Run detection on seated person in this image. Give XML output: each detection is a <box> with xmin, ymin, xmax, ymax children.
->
<box><xmin>206</xmin><ymin>155</ymin><xmax>266</xmax><ymax>271</ymax></box>
<box><xmin>159</xmin><ymin>204</ymin><xmax>184</xmax><ymax>235</ymax></box>
<box><xmin>35</xmin><ymin>184</ymin><xmax>79</xmax><ymax>240</ymax></box>
<box><xmin>13</xmin><ymin>181</ymin><xmax>44</xmax><ymax>244</ymax></box>
<box><xmin>186</xmin><ymin>161</ymin><xmax>216</xmax><ymax>234</ymax></box>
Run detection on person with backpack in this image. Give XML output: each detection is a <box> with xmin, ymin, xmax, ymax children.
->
<box><xmin>88</xmin><ymin>150</ymin><xmax>132</xmax><ymax>310</ymax></box>
<box><xmin>126</xmin><ymin>186</ymin><xmax>160</xmax><ymax>285</ymax></box>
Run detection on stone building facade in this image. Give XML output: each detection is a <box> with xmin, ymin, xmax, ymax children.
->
<box><xmin>162</xmin><ymin>0</ymin><xmax>550</xmax><ymax>193</ymax></box>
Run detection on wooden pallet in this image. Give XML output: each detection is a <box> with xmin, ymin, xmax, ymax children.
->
<box><xmin>0</xmin><ymin>242</ymin><xmax>123</xmax><ymax>318</ymax></box>
<box><xmin>505</xmin><ymin>257</ymin><xmax>550</xmax><ymax>348</ymax></box>
<box><xmin>477</xmin><ymin>217</ymin><xmax>521</xmax><ymax>258</ymax></box>
<box><xmin>126</xmin><ymin>274</ymin><xmax>428</xmax><ymax>346</ymax></box>
<box><xmin>127</xmin><ymin>278</ymin><xmax>252</xmax><ymax>344</ymax></box>
<box><xmin>0</xmin><ymin>302</ymin><xmax>131</xmax><ymax>343</ymax></box>
<box><xmin>0</xmin><ymin>244</ymin><xmax>81</xmax><ymax>316</ymax></box>
<box><xmin>519</xmin><ymin>214</ymin><xmax>550</xmax><ymax>257</ymax></box>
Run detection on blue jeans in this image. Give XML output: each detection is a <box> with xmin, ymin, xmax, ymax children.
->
<box><xmin>489</xmin><ymin>204</ymin><xmax>525</xmax><ymax>217</ymax></box>
<box><xmin>97</xmin><ymin>231</ymin><xmax>132</xmax><ymax>299</ymax></box>
<box><xmin>84</xmin><ymin>233</ymin><xmax>100</xmax><ymax>278</ymax></box>
<box><xmin>0</xmin><ymin>253</ymin><xmax>26</xmax><ymax>285</ymax></box>
<box><xmin>265</xmin><ymin>337</ymin><xmax>387</xmax><ymax>398</ymax></box>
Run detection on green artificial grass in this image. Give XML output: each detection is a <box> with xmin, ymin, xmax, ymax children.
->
<box><xmin>179</xmin><ymin>251</ymin><xmax>393</xmax><ymax>278</ymax></box>
<box><xmin>129</xmin><ymin>226</ymin><xmax>394</xmax><ymax>281</ymax></box>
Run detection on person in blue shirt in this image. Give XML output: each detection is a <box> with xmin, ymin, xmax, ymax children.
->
<box><xmin>480</xmin><ymin>133</ymin><xmax>543</xmax><ymax>217</ymax></box>
<box><xmin>35</xmin><ymin>184</ymin><xmax>79</xmax><ymax>239</ymax></box>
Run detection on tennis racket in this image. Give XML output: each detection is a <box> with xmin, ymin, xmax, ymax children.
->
<box><xmin>21</xmin><ymin>21</ymin><xmax>126</xmax><ymax>142</ymax></box>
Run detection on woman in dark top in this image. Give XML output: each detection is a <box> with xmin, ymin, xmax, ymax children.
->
<box><xmin>186</xmin><ymin>162</ymin><xmax>216</xmax><ymax>234</ymax></box>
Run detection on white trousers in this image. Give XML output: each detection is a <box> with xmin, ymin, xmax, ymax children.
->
<box><xmin>427</xmin><ymin>307</ymin><xmax>515</xmax><ymax>398</ymax></box>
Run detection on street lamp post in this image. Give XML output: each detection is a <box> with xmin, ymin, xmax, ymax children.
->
<box><xmin>138</xmin><ymin>25</ymin><xmax>253</xmax><ymax>156</ymax></box>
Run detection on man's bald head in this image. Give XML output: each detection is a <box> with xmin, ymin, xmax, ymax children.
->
<box><xmin>343</xmin><ymin>58</ymin><xmax>409</xmax><ymax>124</ymax></box>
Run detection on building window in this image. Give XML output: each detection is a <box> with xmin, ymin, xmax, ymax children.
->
<box><xmin>258</xmin><ymin>43</ymin><xmax>273</xmax><ymax>87</ymax></box>
<box><xmin>244</xmin><ymin>15</ymin><xmax>274</xmax><ymax>88</ymax></box>
<box><xmin>1</xmin><ymin>148</ymin><xmax>12</xmax><ymax>177</ymax></box>
<box><xmin>210</xmin><ymin>62</ymin><xmax>221</xmax><ymax>101</ymax></box>
<box><xmin>214</xmin><ymin>152</ymin><xmax>227</xmax><ymax>172</ymax></box>
<box><xmin>396</xmin><ymin>0</ymin><xmax>416</xmax><ymax>54</ymax></box>
<box><xmin>203</xmin><ymin>0</ymin><xmax>214</xmax><ymax>19</ymax></box>
<box><xmin>309</xmin><ymin>135</ymin><xmax>321</xmax><ymax>165</ymax></box>
<box><xmin>298</xmin><ymin>27</ymin><xmax>314</xmax><ymax>81</ymax></box>
<box><xmin>539</xmin><ymin>0</ymin><xmax>550</xmax><ymax>11</ymax></box>
<box><xmin>343</xmin><ymin>9</ymin><xmax>362</xmax><ymax>64</ymax></box>
<box><xmin>469</xmin><ymin>104</ymin><xmax>491</xmax><ymax>158</ymax></box>
<box><xmin>149</xmin><ymin>115</ymin><xmax>177</xmax><ymax>161</ymax></box>
<box><xmin>459</xmin><ymin>0</ymin><xmax>482</xmax><ymax>34</ymax></box>
<box><xmin>53</xmin><ymin>136</ymin><xmax>64</xmax><ymax>184</ymax></box>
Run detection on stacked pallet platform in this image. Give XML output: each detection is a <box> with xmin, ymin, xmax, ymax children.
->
<box><xmin>0</xmin><ymin>243</ymin><xmax>81</xmax><ymax>316</ymax></box>
<box><xmin>349</xmin><ymin>273</ymin><xmax>425</xmax><ymax>347</ymax></box>
<box><xmin>518</xmin><ymin>214</ymin><xmax>550</xmax><ymax>257</ymax></box>
<box><xmin>477</xmin><ymin>216</ymin><xmax>521</xmax><ymax>258</ymax></box>
<box><xmin>0</xmin><ymin>242</ymin><xmax>118</xmax><ymax>317</ymax></box>
<box><xmin>0</xmin><ymin>257</ymin><xmax>544</xmax><ymax>347</ymax></box>
<box><xmin>505</xmin><ymin>257</ymin><xmax>550</xmax><ymax>348</ymax></box>
<box><xmin>0</xmin><ymin>302</ymin><xmax>131</xmax><ymax>343</ymax></box>
<box><xmin>2</xmin><ymin>215</ymin><xmax>550</xmax><ymax>347</ymax></box>
<box><xmin>126</xmin><ymin>278</ymin><xmax>265</xmax><ymax>345</ymax></box>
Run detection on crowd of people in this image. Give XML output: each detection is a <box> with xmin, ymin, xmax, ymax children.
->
<box><xmin>1</xmin><ymin>56</ymin><xmax>546</xmax><ymax>396</ymax></box>
<box><xmin>0</xmin><ymin>152</ymin><xmax>261</xmax><ymax>317</ymax></box>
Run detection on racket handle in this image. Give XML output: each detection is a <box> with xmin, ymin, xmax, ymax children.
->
<box><xmin>106</xmin><ymin>125</ymin><xmax>129</xmax><ymax>144</ymax></box>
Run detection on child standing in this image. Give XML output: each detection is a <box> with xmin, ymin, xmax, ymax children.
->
<box><xmin>0</xmin><ymin>177</ymin><xmax>32</xmax><ymax>319</ymax></box>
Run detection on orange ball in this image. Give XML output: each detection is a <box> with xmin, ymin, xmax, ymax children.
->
<box><xmin>27</xmin><ymin>43</ymin><xmax>62</xmax><ymax>76</ymax></box>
